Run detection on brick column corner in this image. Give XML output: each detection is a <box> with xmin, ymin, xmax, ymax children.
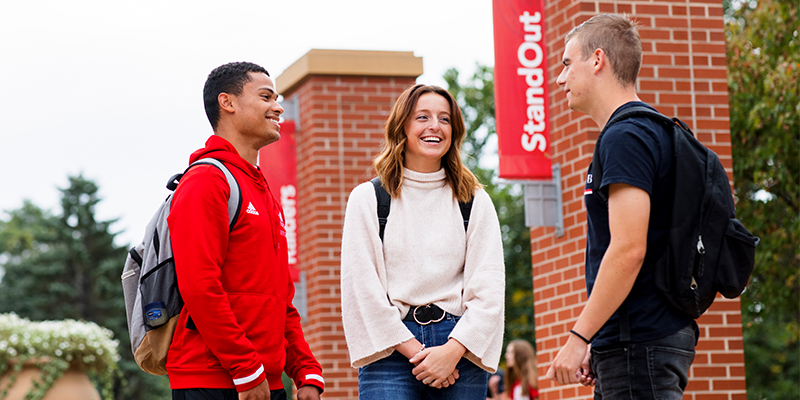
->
<box><xmin>275</xmin><ymin>49</ymin><xmax>422</xmax><ymax>399</ymax></box>
<box><xmin>535</xmin><ymin>2</ymin><xmax>745</xmax><ymax>399</ymax></box>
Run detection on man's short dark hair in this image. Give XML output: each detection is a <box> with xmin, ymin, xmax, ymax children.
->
<box><xmin>203</xmin><ymin>62</ymin><xmax>270</xmax><ymax>129</ymax></box>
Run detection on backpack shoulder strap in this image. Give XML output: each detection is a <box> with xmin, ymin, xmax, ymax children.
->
<box><xmin>170</xmin><ymin>158</ymin><xmax>242</xmax><ymax>232</ymax></box>
<box><xmin>459</xmin><ymin>196</ymin><xmax>474</xmax><ymax>232</ymax></box>
<box><xmin>606</xmin><ymin>106</ymin><xmax>673</xmax><ymax>127</ymax></box>
<box><xmin>591</xmin><ymin>106</ymin><xmax>677</xmax><ymax>202</ymax></box>
<box><xmin>371</xmin><ymin>176</ymin><xmax>474</xmax><ymax>241</ymax></box>
<box><xmin>371</xmin><ymin>177</ymin><xmax>391</xmax><ymax>241</ymax></box>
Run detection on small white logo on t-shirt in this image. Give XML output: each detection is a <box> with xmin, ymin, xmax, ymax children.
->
<box><xmin>585</xmin><ymin>173</ymin><xmax>594</xmax><ymax>195</ymax></box>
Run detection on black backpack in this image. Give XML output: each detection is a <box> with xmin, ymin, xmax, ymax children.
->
<box><xmin>370</xmin><ymin>177</ymin><xmax>473</xmax><ymax>241</ymax></box>
<box><xmin>592</xmin><ymin>106</ymin><xmax>759</xmax><ymax>320</ymax></box>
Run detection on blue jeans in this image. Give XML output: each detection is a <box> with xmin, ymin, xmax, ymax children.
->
<box><xmin>358</xmin><ymin>314</ymin><xmax>489</xmax><ymax>400</ymax></box>
<box><xmin>591</xmin><ymin>322</ymin><xmax>698</xmax><ymax>400</ymax></box>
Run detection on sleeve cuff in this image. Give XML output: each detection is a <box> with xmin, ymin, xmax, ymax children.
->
<box><xmin>296</xmin><ymin>370</ymin><xmax>325</xmax><ymax>393</ymax></box>
<box><xmin>233</xmin><ymin>364</ymin><xmax>266</xmax><ymax>392</ymax></box>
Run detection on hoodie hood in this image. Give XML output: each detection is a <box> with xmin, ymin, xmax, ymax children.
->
<box><xmin>189</xmin><ymin>135</ymin><xmax>266</xmax><ymax>188</ymax></box>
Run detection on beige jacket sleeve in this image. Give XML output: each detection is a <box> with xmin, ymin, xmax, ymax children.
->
<box><xmin>340</xmin><ymin>182</ymin><xmax>414</xmax><ymax>367</ymax></box>
<box><xmin>448</xmin><ymin>189</ymin><xmax>506</xmax><ymax>372</ymax></box>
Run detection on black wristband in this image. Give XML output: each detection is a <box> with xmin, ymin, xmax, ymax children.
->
<box><xmin>570</xmin><ymin>329</ymin><xmax>591</xmax><ymax>344</ymax></box>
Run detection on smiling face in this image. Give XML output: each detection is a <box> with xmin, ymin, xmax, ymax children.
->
<box><xmin>402</xmin><ymin>92</ymin><xmax>453</xmax><ymax>173</ymax></box>
<box><xmin>230</xmin><ymin>72</ymin><xmax>284</xmax><ymax>148</ymax></box>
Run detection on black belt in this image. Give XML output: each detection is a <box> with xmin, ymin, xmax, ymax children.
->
<box><xmin>403</xmin><ymin>304</ymin><xmax>448</xmax><ymax>325</ymax></box>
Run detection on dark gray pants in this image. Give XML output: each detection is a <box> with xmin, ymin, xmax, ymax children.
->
<box><xmin>591</xmin><ymin>323</ymin><xmax>698</xmax><ymax>400</ymax></box>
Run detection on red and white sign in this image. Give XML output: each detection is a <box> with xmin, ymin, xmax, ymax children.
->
<box><xmin>259</xmin><ymin>120</ymin><xmax>300</xmax><ymax>282</ymax></box>
<box><xmin>492</xmin><ymin>0</ymin><xmax>552</xmax><ymax>180</ymax></box>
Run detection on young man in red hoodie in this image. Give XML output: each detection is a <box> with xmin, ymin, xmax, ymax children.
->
<box><xmin>167</xmin><ymin>62</ymin><xmax>324</xmax><ymax>400</ymax></box>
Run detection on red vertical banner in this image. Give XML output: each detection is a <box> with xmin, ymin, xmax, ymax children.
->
<box><xmin>493</xmin><ymin>0</ymin><xmax>552</xmax><ymax>180</ymax></box>
<box><xmin>258</xmin><ymin>120</ymin><xmax>300</xmax><ymax>282</ymax></box>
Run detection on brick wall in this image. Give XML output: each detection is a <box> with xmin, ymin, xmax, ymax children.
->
<box><xmin>277</xmin><ymin>51</ymin><xmax>420</xmax><ymax>399</ymax></box>
<box><xmin>535</xmin><ymin>1</ymin><xmax>746</xmax><ymax>399</ymax></box>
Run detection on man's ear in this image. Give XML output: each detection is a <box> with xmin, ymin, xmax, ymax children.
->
<box><xmin>592</xmin><ymin>48</ymin><xmax>606</xmax><ymax>74</ymax></box>
<box><xmin>218</xmin><ymin>92</ymin><xmax>235</xmax><ymax>113</ymax></box>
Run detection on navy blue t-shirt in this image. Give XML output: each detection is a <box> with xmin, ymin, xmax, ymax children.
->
<box><xmin>584</xmin><ymin>101</ymin><xmax>693</xmax><ymax>347</ymax></box>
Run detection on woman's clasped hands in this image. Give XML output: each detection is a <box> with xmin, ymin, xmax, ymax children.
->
<box><xmin>408</xmin><ymin>339</ymin><xmax>466</xmax><ymax>389</ymax></box>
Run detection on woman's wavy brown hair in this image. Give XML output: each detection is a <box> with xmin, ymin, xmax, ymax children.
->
<box><xmin>505</xmin><ymin>339</ymin><xmax>539</xmax><ymax>397</ymax></box>
<box><xmin>373</xmin><ymin>84</ymin><xmax>481</xmax><ymax>202</ymax></box>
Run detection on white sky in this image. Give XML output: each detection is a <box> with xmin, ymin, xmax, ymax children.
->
<box><xmin>0</xmin><ymin>0</ymin><xmax>496</xmax><ymax>247</ymax></box>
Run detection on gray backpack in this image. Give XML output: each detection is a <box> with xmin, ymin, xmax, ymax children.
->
<box><xmin>121</xmin><ymin>158</ymin><xmax>241</xmax><ymax>375</ymax></box>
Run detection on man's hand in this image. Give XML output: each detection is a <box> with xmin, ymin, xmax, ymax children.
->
<box><xmin>578</xmin><ymin>346</ymin><xmax>596</xmax><ymax>387</ymax></box>
<box><xmin>410</xmin><ymin>339</ymin><xmax>466</xmax><ymax>388</ymax></box>
<box><xmin>239</xmin><ymin>380</ymin><xmax>270</xmax><ymax>400</ymax></box>
<box><xmin>545</xmin><ymin>335</ymin><xmax>589</xmax><ymax>385</ymax></box>
<box><xmin>297</xmin><ymin>385</ymin><xmax>322</xmax><ymax>400</ymax></box>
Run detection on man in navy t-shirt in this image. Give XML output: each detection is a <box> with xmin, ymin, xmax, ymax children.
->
<box><xmin>545</xmin><ymin>14</ymin><xmax>697</xmax><ymax>399</ymax></box>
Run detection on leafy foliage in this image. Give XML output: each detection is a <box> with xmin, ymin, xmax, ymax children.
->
<box><xmin>0</xmin><ymin>175</ymin><xmax>170</xmax><ymax>399</ymax></box>
<box><xmin>725</xmin><ymin>0</ymin><xmax>799</xmax><ymax>398</ymax></box>
<box><xmin>444</xmin><ymin>65</ymin><xmax>536</xmax><ymax>353</ymax></box>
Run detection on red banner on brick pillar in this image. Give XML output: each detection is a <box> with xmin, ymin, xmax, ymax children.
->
<box><xmin>493</xmin><ymin>0</ymin><xmax>552</xmax><ymax>180</ymax></box>
<box><xmin>258</xmin><ymin>120</ymin><xmax>300</xmax><ymax>283</ymax></box>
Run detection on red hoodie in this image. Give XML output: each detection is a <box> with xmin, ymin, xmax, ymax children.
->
<box><xmin>166</xmin><ymin>135</ymin><xmax>324</xmax><ymax>393</ymax></box>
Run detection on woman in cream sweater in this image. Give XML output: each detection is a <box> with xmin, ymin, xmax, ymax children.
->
<box><xmin>340</xmin><ymin>84</ymin><xmax>505</xmax><ymax>399</ymax></box>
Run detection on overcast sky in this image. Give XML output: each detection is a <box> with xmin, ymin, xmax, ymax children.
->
<box><xmin>0</xmin><ymin>0</ymin><xmax>496</xmax><ymax>247</ymax></box>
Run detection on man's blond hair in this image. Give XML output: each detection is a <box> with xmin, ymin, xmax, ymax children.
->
<box><xmin>565</xmin><ymin>14</ymin><xmax>642</xmax><ymax>86</ymax></box>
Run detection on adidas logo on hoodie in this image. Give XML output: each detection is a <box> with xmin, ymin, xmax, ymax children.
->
<box><xmin>246</xmin><ymin>202</ymin><xmax>259</xmax><ymax>215</ymax></box>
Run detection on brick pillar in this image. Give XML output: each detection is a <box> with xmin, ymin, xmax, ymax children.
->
<box><xmin>536</xmin><ymin>1</ymin><xmax>746</xmax><ymax>399</ymax></box>
<box><xmin>275</xmin><ymin>49</ymin><xmax>422</xmax><ymax>399</ymax></box>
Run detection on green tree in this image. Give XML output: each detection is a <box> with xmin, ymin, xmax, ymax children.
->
<box><xmin>444</xmin><ymin>65</ymin><xmax>536</xmax><ymax>353</ymax></box>
<box><xmin>725</xmin><ymin>0</ymin><xmax>800</xmax><ymax>398</ymax></box>
<box><xmin>0</xmin><ymin>175</ymin><xmax>170</xmax><ymax>399</ymax></box>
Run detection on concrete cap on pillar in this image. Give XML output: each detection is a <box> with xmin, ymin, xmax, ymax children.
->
<box><xmin>276</xmin><ymin>49</ymin><xmax>423</xmax><ymax>95</ymax></box>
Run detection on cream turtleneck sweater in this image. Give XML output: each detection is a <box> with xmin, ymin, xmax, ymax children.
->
<box><xmin>340</xmin><ymin>168</ymin><xmax>505</xmax><ymax>372</ymax></box>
